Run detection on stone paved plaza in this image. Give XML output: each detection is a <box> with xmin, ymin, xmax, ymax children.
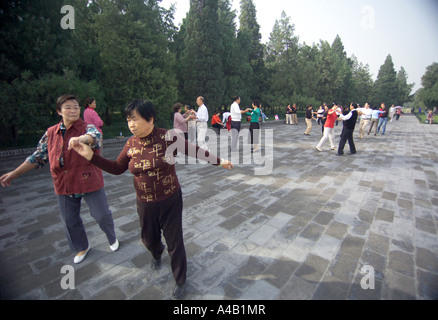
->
<box><xmin>0</xmin><ymin>114</ymin><xmax>437</xmax><ymax>300</ymax></box>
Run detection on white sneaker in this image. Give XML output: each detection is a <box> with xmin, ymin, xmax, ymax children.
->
<box><xmin>315</xmin><ymin>147</ymin><xmax>322</xmax><ymax>152</ymax></box>
<box><xmin>74</xmin><ymin>247</ymin><xmax>90</xmax><ymax>264</ymax></box>
<box><xmin>109</xmin><ymin>239</ymin><xmax>119</xmax><ymax>252</ymax></box>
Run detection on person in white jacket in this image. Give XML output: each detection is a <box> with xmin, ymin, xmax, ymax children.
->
<box><xmin>195</xmin><ymin>96</ymin><xmax>209</xmax><ymax>151</ymax></box>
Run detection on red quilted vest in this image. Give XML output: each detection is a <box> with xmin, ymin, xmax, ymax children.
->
<box><xmin>46</xmin><ymin>119</ymin><xmax>104</xmax><ymax>195</ymax></box>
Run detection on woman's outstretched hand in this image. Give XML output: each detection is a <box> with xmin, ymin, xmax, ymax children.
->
<box><xmin>221</xmin><ymin>160</ymin><xmax>234</xmax><ymax>171</ymax></box>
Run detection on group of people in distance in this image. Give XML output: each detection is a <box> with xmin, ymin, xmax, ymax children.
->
<box><xmin>301</xmin><ymin>102</ymin><xmax>390</xmax><ymax>156</ymax></box>
<box><xmin>173</xmin><ymin>96</ymin><xmax>264</xmax><ymax>154</ymax></box>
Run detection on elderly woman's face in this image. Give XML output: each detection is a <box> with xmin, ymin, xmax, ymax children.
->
<box><xmin>127</xmin><ymin>110</ymin><xmax>154</xmax><ymax>138</ymax></box>
<box><xmin>58</xmin><ymin>99</ymin><xmax>80</xmax><ymax>124</ymax></box>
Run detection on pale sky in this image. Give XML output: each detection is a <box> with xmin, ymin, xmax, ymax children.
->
<box><xmin>160</xmin><ymin>0</ymin><xmax>438</xmax><ymax>93</ymax></box>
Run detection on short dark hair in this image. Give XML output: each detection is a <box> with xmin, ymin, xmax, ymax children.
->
<box><xmin>252</xmin><ymin>99</ymin><xmax>261</xmax><ymax>108</ymax></box>
<box><xmin>125</xmin><ymin>100</ymin><xmax>156</xmax><ymax>122</ymax></box>
<box><xmin>56</xmin><ymin>94</ymin><xmax>78</xmax><ymax>112</ymax></box>
<box><xmin>173</xmin><ymin>102</ymin><xmax>183</xmax><ymax>113</ymax></box>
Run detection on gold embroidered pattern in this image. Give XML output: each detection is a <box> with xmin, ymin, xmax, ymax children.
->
<box><xmin>138</xmin><ymin>182</ymin><xmax>155</xmax><ymax>202</ymax></box>
<box><xmin>150</xmin><ymin>143</ymin><xmax>163</xmax><ymax>157</ymax></box>
<box><xmin>134</xmin><ymin>159</ymin><xmax>152</xmax><ymax>171</ymax></box>
<box><xmin>148</xmin><ymin>168</ymin><xmax>163</xmax><ymax>181</ymax></box>
<box><xmin>128</xmin><ymin>147</ymin><xmax>144</xmax><ymax>157</ymax></box>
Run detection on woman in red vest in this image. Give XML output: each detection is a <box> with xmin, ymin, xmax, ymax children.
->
<box><xmin>0</xmin><ymin>95</ymin><xmax>118</xmax><ymax>264</ymax></box>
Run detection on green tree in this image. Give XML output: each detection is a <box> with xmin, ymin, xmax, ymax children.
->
<box><xmin>218</xmin><ymin>0</ymin><xmax>246</xmax><ymax>108</ymax></box>
<box><xmin>395</xmin><ymin>67</ymin><xmax>414</xmax><ymax>106</ymax></box>
<box><xmin>330</xmin><ymin>35</ymin><xmax>353</xmax><ymax>104</ymax></box>
<box><xmin>314</xmin><ymin>40</ymin><xmax>338</xmax><ymax>103</ymax></box>
<box><xmin>0</xmin><ymin>70</ymin><xmax>103</xmax><ymax>147</ymax></box>
<box><xmin>0</xmin><ymin>0</ymin><xmax>99</xmax><ymax>145</ymax></box>
<box><xmin>180</xmin><ymin>0</ymin><xmax>225</xmax><ymax>111</ymax></box>
<box><xmin>350</xmin><ymin>55</ymin><xmax>373</xmax><ymax>105</ymax></box>
<box><xmin>0</xmin><ymin>0</ymin><xmax>81</xmax><ymax>81</ymax></box>
<box><xmin>415</xmin><ymin>62</ymin><xmax>438</xmax><ymax>109</ymax></box>
<box><xmin>237</xmin><ymin>0</ymin><xmax>265</xmax><ymax>103</ymax></box>
<box><xmin>370</xmin><ymin>54</ymin><xmax>398</xmax><ymax>106</ymax></box>
<box><xmin>265</xmin><ymin>11</ymin><xmax>299</xmax><ymax>107</ymax></box>
<box><xmin>92</xmin><ymin>0</ymin><xmax>177</xmax><ymax>127</ymax></box>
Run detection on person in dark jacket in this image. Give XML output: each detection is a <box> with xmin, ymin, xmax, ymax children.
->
<box><xmin>336</xmin><ymin>103</ymin><xmax>359</xmax><ymax>156</ymax></box>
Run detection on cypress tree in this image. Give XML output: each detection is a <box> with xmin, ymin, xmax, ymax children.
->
<box><xmin>370</xmin><ymin>54</ymin><xmax>398</xmax><ymax>106</ymax></box>
<box><xmin>181</xmin><ymin>0</ymin><xmax>225</xmax><ymax>111</ymax></box>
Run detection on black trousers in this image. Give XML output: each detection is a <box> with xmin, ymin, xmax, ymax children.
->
<box><xmin>249</xmin><ymin>122</ymin><xmax>260</xmax><ymax>145</ymax></box>
<box><xmin>338</xmin><ymin>128</ymin><xmax>356</xmax><ymax>155</ymax></box>
<box><xmin>136</xmin><ymin>189</ymin><xmax>187</xmax><ymax>285</ymax></box>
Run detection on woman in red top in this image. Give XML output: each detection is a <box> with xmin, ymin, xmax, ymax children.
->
<box><xmin>211</xmin><ymin>110</ymin><xmax>223</xmax><ymax>133</ymax></box>
<box><xmin>316</xmin><ymin>103</ymin><xmax>340</xmax><ymax>151</ymax></box>
<box><xmin>70</xmin><ymin>100</ymin><xmax>233</xmax><ymax>300</ymax></box>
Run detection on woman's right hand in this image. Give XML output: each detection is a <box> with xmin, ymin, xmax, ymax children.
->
<box><xmin>0</xmin><ymin>171</ymin><xmax>18</xmax><ymax>187</ymax></box>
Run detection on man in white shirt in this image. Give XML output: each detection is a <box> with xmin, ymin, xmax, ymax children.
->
<box><xmin>357</xmin><ymin>103</ymin><xmax>372</xmax><ymax>139</ymax></box>
<box><xmin>230</xmin><ymin>96</ymin><xmax>250</xmax><ymax>152</ymax></box>
<box><xmin>195</xmin><ymin>96</ymin><xmax>209</xmax><ymax>151</ymax></box>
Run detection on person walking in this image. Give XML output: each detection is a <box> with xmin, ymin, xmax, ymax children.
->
<box><xmin>316</xmin><ymin>103</ymin><xmax>340</xmax><ymax>152</ymax></box>
<box><xmin>0</xmin><ymin>95</ymin><xmax>119</xmax><ymax>265</ymax></box>
<box><xmin>230</xmin><ymin>96</ymin><xmax>250</xmax><ymax>152</ymax></box>
<box><xmin>389</xmin><ymin>104</ymin><xmax>396</xmax><ymax>122</ymax></box>
<box><xmin>195</xmin><ymin>96</ymin><xmax>209</xmax><ymax>151</ymax></box>
<box><xmin>316</xmin><ymin>105</ymin><xmax>324</xmax><ymax>126</ymax></box>
<box><xmin>358</xmin><ymin>103</ymin><xmax>372</xmax><ymax>139</ymax></box>
<box><xmin>320</xmin><ymin>104</ymin><xmax>329</xmax><ymax>135</ymax></box>
<box><xmin>368</xmin><ymin>106</ymin><xmax>384</xmax><ymax>136</ymax></box>
<box><xmin>304</xmin><ymin>104</ymin><xmax>316</xmax><ymax>135</ymax></box>
<box><xmin>336</xmin><ymin>103</ymin><xmax>359</xmax><ymax>156</ymax></box>
<box><xmin>395</xmin><ymin>107</ymin><xmax>403</xmax><ymax>121</ymax></box>
<box><xmin>285</xmin><ymin>104</ymin><xmax>293</xmax><ymax>125</ymax></box>
<box><xmin>291</xmin><ymin>103</ymin><xmax>298</xmax><ymax>125</ymax></box>
<box><xmin>376</xmin><ymin>103</ymin><xmax>389</xmax><ymax>135</ymax></box>
<box><xmin>70</xmin><ymin>100</ymin><xmax>234</xmax><ymax>300</ymax></box>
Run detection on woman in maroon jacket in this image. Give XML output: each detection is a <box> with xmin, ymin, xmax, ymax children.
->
<box><xmin>0</xmin><ymin>95</ymin><xmax>118</xmax><ymax>264</ymax></box>
<box><xmin>70</xmin><ymin>100</ymin><xmax>233</xmax><ymax>300</ymax></box>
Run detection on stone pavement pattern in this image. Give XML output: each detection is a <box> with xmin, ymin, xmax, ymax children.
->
<box><xmin>0</xmin><ymin>115</ymin><xmax>437</xmax><ymax>300</ymax></box>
